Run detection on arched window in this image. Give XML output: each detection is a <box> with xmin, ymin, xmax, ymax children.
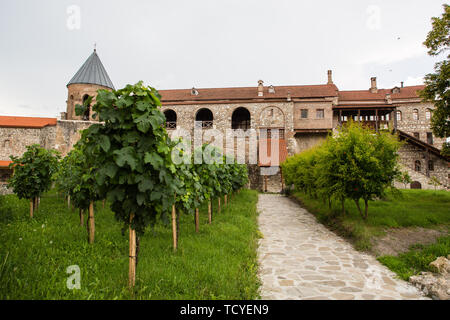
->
<box><xmin>410</xmin><ymin>181</ymin><xmax>422</xmax><ymax>189</ymax></box>
<box><xmin>414</xmin><ymin>160</ymin><xmax>421</xmax><ymax>172</ymax></box>
<box><xmin>82</xmin><ymin>94</ymin><xmax>91</xmax><ymax>121</ymax></box>
<box><xmin>425</xmin><ymin>109</ymin><xmax>432</xmax><ymax>120</ymax></box>
<box><xmin>3</xmin><ymin>139</ymin><xmax>11</xmax><ymax>148</ymax></box>
<box><xmin>428</xmin><ymin>160</ymin><xmax>434</xmax><ymax>171</ymax></box>
<box><xmin>396</xmin><ymin>111</ymin><xmax>402</xmax><ymax>121</ymax></box>
<box><xmin>195</xmin><ymin>108</ymin><xmax>213</xmax><ymax>129</ymax></box>
<box><xmin>164</xmin><ymin>109</ymin><xmax>177</xmax><ymax>129</ymax></box>
<box><xmin>231</xmin><ymin>107</ymin><xmax>251</xmax><ymax>130</ymax></box>
<box><xmin>413</xmin><ymin>109</ymin><xmax>419</xmax><ymax>121</ymax></box>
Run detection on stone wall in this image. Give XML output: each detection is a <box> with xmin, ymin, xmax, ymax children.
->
<box><xmin>396</xmin><ymin>143</ymin><xmax>448</xmax><ymax>190</ymax></box>
<box><xmin>0</xmin><ymin>126</ymin><xmax>56</xmax><ymax>161</ymax></box>
<box><xmin>396</xmin><ymin>102</ymin><xmax>446</xmax><ymax>150</ymax></box>
<box><xmin>293</xmin><ymin>132</ymin><xmax>328</xmax><ymax>154</ymax></box>
<box><xmin>54</xmin><ymin>120</ymin><xmax>97</xmax><ymax>157</ymax></box>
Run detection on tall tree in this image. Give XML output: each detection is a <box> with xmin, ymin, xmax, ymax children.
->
<box><xmin>420</xmin><ymin>4</ymin><xmax>450</xmax><ymax>155</ymax></box>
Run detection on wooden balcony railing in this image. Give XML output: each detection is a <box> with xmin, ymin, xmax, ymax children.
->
<box><xmin>165</xmin><ymin>121</ymin><xmax>177</xmax><ymax>130</ymax></box>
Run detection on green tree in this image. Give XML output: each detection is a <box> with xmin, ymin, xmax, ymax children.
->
<box><xmin>420</xmin><ymin>4</ymin><xmax>450</xmax><ymax>147</ymax></box>
<box><xmin>8</xmin><ymin>144</ymin><xmax>60</xmax><ymax>218</ymax></box>
<box><xmin>428</xmin><ymin>176</ymin><xmax>442</xmax><ymax>190</ymax></box>
<box><xmin>397</xmin><ymin>171</ymin><xmax>412</xmax><ymax>189</ymax></box>
<box><xmin>79</xmin><ymin>81</ymin><xmax>180</xmax><ymax>287</ymax></box>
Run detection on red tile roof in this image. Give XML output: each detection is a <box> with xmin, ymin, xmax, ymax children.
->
<box><xmin>338</xmin><ymin>85</ymin><xmax>425</xmax><ymax>101</ymax></box>
<box><xmin>159</xmin><ymin>84</ymin><xmax>338</xmax><ymax>104</ymax></box>
<box><xmin>0</xmin><ymin>161</ymin><xmax>12</xmax><ymax>168</ymax></box>
<box><xmin>0</xmin><ymin>116</ymin><xmax>57</xmax><ymax>128</ymax></box>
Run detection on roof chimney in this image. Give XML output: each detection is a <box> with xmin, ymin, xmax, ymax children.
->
<box><xmin>401</xmin><ymin>81</ymin><xmax>404</xmax><ymax>88</ymax></box>
<box><xmin>327</xmin><ymin>70</ymin><xmax>333</xmax><ymax>84</ymax></box>
<box><xmin>370</xmin><ymin>77</ymin><xmax>378</xmax><ymax>93</ymax></box>
<box><xmin>258</xmin><ymin>80</ymin><xmax>264</xmax><ymax>97</ymax></box>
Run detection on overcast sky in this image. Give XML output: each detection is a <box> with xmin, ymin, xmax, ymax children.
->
<box><xmin>0</xmin><ymin>0</ymin><xmax>447</xmax><ymax>118</ymax></box>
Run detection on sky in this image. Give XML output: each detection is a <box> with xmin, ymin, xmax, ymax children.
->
<box><xmin>0</xmin><ymin>0</ymin><xmax>447</xmax><ymax>118</ymax></box>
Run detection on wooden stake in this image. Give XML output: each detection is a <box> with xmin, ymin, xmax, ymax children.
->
<box><xmin>30</xmin><ymin>199</ymin><xmax>33</xmax><ymax>218</ymax></box>
<box><xmin>195</xmin><ymin>208</ymin><xmax>199</xmax><ymax>233</ymax></box>
<box><xmin>208</xmin><ymin>201</ymin><xmax>212</xmax><ymax>224</ymax></box>
<box><xmin>102</xmin><ymin>199</ymin><xmax>106</xmax><ymax>209</ymax></box>
<box><xmin>129</xmin><ymin>213</ymin><xmax>136</xmax><ymax>288</ymax></box>
<box><xmin>218</xmin><ymin>197</ymin><xmax>221</xmax><ymax>213</ymax></box>
<box><xmin>67</xmin><ymin>195</ymin><xmax>71</xmax><ymax>209</ymax></box>
<box><xmin>224</xmin><ymin>194</ymin><xmax>228</xmax><ymax>206</ymax></box>
<box><xmin>172</xmin><ymin>204</ymin><xmax>177</xmax><ymax>251</ymax></box>
<box><xmin>88</xmin><ymin>201</ymin><xmax>95</xmax><ymax>244</ymax></box>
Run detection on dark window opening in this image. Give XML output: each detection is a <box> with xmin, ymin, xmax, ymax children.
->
<box><xmin>300</xmin><ymin>109</ymin><xmax>308</xmax><ymax>119</ymax></box>
<box><xmin>82</xmin><ymin>94</ymin><xmax>91</xmax><ymax>121</ymax></box>
<box><xmin>164</xmin><ymin>110</ymin><xmax>177</xmax><ymax>129</ymax></box>
<box><xmin>414</xmin><ymin>160</ymin><xmax>421</xmax><ymax>172</ymax></box>
<box><xmin>195</xmin><ymin>108</ymin><xmax>213</xmax><ymax>129</ymax></box>
<box><xmin>232</xmin><ymin>107</ymin><xmax>251</xmax><ymax>130</ymax></box>
<box><xmin>413</xmin><ymin>132</ymin><xmax>420</xmax><ymax>140</ymax></box>
<box><xmin>427</xmin><ymin>132</ymin><xmax>433</xmax><ymax>145</ymax></box>
<box><xmin>428</xmin><ymin>160</ymin><xmax>434</xmax><ymax>171</ymax></box>
<box><xmin>410</xmin><ymin>181</ymin><xmax>422</xmax><ymax>189</ymax></box>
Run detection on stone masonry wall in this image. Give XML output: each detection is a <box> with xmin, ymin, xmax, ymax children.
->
<box><xmin>396</xmin><ymin>102</ymin><xmax>446</xmax><ymax>150</ymax></box>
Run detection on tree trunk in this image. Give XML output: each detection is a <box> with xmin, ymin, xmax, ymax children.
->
<box><xmin>208</xmin><ymin>200</ymin><xmax>212</xmax><ymax>224</ymax></box>
<box><xmin>218</xmin><ymin>197</ymin><xmax>221</xmax><ymax>213</ymax></box>
<box><xmin>195</xmin><ymin>208</ymin><xmax>199</xmax><ymax>233</ymax></box>
<box><xmin>354</xmin><ymin>199</ymin><xmax>364</xmax><ymax>219</ymax></box>
<box><xmin>128</xmin><ymin>213</ymin><xmax>136</xmax><ymax>288</ymax></box>
<box><xmin>364</xmin><ymin>198</ymin><xmax>369</xmax><ymax>220</ymax></box>
<box><xmin>79</xmin><ymin>209</ymin><xmax>84</xmax><ymax>226</ymax></box>
<box><xmin>224</xmin><ymin>194</ymin><xmax>228</xmax><ymax>206</ymax></box>
<box><xmin>67</xmin><ymin>195</ymin><xmax>71</xmax><ymax>209</ymax></box>
<box><xmin>88</xmin><ymin>201</ymin><xmax>95</xmax><ymax>244</ymax></box>
<box><xmin>30</xmin><ymin>199</ymin><xmax>33</xmax><ymax>218</ymax></box>
<box><xmin>171</xmin><ymin>204</ymin><xmax>177</xmax><ymax>251</ymax></box>
<box><xmin>135</xmin><ymin>235</ymin><xmax>140</xmax><ymax>269</ymax></box>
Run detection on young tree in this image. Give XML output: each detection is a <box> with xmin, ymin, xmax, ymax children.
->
<box><xmin>8</xmin><ymin>144</ymin><xmax>60</xmax><ymax>218</ymax></box>
<box><xmin>80</xmin><ymin>81</ymin><xmax>180</xmax><ymax>287</ymax></box>
<box><xmin>428</xmin><ymin>176</ymin><xmax>442</xmax><ymax>190</ymax></box>
<box><xmin>397</xmin><ymin>171</ymin><xmax>412</xmax><ymax>189</ymax></box>
<box><xmin>420</xmin><ymin>4</ymin><xmax>450</xmax><ymax>151</ymax></box>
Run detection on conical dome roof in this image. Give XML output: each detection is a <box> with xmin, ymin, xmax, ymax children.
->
<box><xmin>67</xmin><ymin>50</ymin><xmax>115</xmax><ymax>89</ymax></box>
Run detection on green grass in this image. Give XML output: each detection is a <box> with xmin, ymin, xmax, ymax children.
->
<box><xmin>292</xmin><ymin>189</ymin><xmax>450</xmax><ymax>251</ymax></box>
<box><xmin>377</xmin><ymin>236</ymin><xmax>450</xmax><ymax>280</ymax></box>
<box><xmin>0</xmin><ymin>189</ymin><xmax>261</xmax><ymax>299</ymax></box>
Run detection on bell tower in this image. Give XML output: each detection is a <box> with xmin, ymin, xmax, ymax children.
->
<box><xmin>65</xmin><ymin>49</ymin><xmax>115</xmax><ymax>120</ymax></box>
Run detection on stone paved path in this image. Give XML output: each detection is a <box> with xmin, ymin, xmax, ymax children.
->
<box><xmin>257</xmin><ymin>194</ymin><xmax>427</xmax><ymax>300</ymax></box>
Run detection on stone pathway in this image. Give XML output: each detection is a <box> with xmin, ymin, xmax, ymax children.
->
<box><xmin>257</xmin><ymin>194</ymin><xmax>427</xmax><ymax>300</ymax></box>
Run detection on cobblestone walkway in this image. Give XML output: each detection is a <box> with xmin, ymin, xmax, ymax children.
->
<box><xmin>257</xmin><ymin>194</ymin><xmax>427</xmax><ymax>300</ymax></box>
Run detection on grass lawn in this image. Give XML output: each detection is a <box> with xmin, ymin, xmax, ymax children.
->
<box><xmin>292</xmin><ymin>189</ymin><xmax>450</xmax><ymax>251</ymax></box>
<box><xmin>377</xmin><ymin>235</ymin><xmax>450</xmax><ymax>280</ymax></box>
<box><xmin>0</xmin><ymin>189</ymin><xmax>260</xmax><ymax>299</ymax></box>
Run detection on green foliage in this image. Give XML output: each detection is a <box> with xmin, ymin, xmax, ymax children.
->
<box><xmin>7</xmin><ymin>144</ymin><xmax>60</xmax><ymax>201</ymax></box>
<box><xmin>282</xmin><ymin>121</ymin><xmax>401</xmax><ymax>219</ymax></box>
<box><xmin>396</xmin><ymin>171</ymin><xmax>412</xmax><ymax>189</ymax></box>
<box><xmin>0</xmin><ymin>189</ymin><xmax>260</xmax><ymax>299</ymax></box>
<box><xmin>428</xmin><ymin>176</ymin><xmax>442</xmax><ymax>190</ymax></box>
<box><xmin>420</xmin><ymin>4</ymin><xmax>450</xmax><ymax>138</ymax></box>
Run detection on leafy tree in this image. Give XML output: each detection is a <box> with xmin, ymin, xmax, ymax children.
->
<box><xmin>79</xmin><ymin>81</ymin><xmax>180</xmax><ymax>287</ymax></box>
<box><xmin>397</xmin><ymin>171</ymin><xmax>412</xmax><ymax>189</ymax></box>
<box><xmin>428</xmin><ymin>176</ymin><xmax>442</xmax><ymax>190</ymax></box>
<box><xmin>420</xmin><ymin>4</ymin><xmax>450</xmax><ymax>141</ymax></box>
<box><xmin>8</xmin><ymin>144</ymin><xmax>60</xmax><ymax>217</ymax></box>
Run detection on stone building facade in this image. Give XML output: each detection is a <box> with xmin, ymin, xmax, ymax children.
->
<box><xmin>0</xmin><ymin>51</ymin><xmax>448</xmax><ymax>194</ymax></box>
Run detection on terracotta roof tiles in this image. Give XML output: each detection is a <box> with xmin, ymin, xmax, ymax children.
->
<box><xmin>0</xmin><ymin>116</ymin><xmax>57</xmax><ymax>129</ymax></box>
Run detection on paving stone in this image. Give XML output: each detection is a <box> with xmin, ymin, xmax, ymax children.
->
<box><xmin>257</xmin><ymin>194</ymin><xmax>427</xmax><ymax>301</ymax></box>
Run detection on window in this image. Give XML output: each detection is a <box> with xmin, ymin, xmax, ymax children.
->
<box><xmin>300</xmin><ymin>109</ymin><xmax>308</xmax><ymax>119</ymax></box>
<box><xmin>396</xmin><ymin>111</ymin><xmax>402</xmax><ymax>121</ymax></box>
<box><xmin>195</xmin><ymin>108</ymin><xmax>213</xmax><ymax>129</ymax></box>
<box><xmin>413</xmin><ymin>109</ymin><xmax>419</xmax><ymax>121</ymax></box>
<box><xmin>426</xmin><ymin>132</ymin><xmax>433</xmax><ymax>145</ymax></box>
<box><xmin>426</xmin><ymin>109</ymin><xmax>432</xmax><ymax>120</ymax></box>
<box><xmin>413</xmin><ymin>132</ymin><xmax>420</xmax><ymax>139</ymax></box>
<box><xmin>316</xmin><ymin>109</ymin><xmax>324</xmax><ymax>119</ymax></box>
<box><xmin>414</xmin><ymin>160</ymin><xmax>421</xmax><ymax>172</ymax></box>
<box><xmin>261</xmin><ymin>128</ymin><xmax>285</xmax><ymax>139</ymax></box>
<box><xmin>428</xmin><ymin>160</ymin><xmax>434</xmax><ymax>171</ymax></box>
<box><xmin>231</xmin><ymin>107</ymin><xmax>251</xmax><ymax>130</ymax></box>
<box><xmin>164</xmin><ymin>109</ymin><xmax>177</xmax><ymax>129</ymax></box>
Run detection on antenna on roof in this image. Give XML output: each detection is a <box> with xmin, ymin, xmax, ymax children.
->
<box><xmin>94</xmin><ymin>42</ymin><xmax>97</xmax><ymax>52</ymax></box>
